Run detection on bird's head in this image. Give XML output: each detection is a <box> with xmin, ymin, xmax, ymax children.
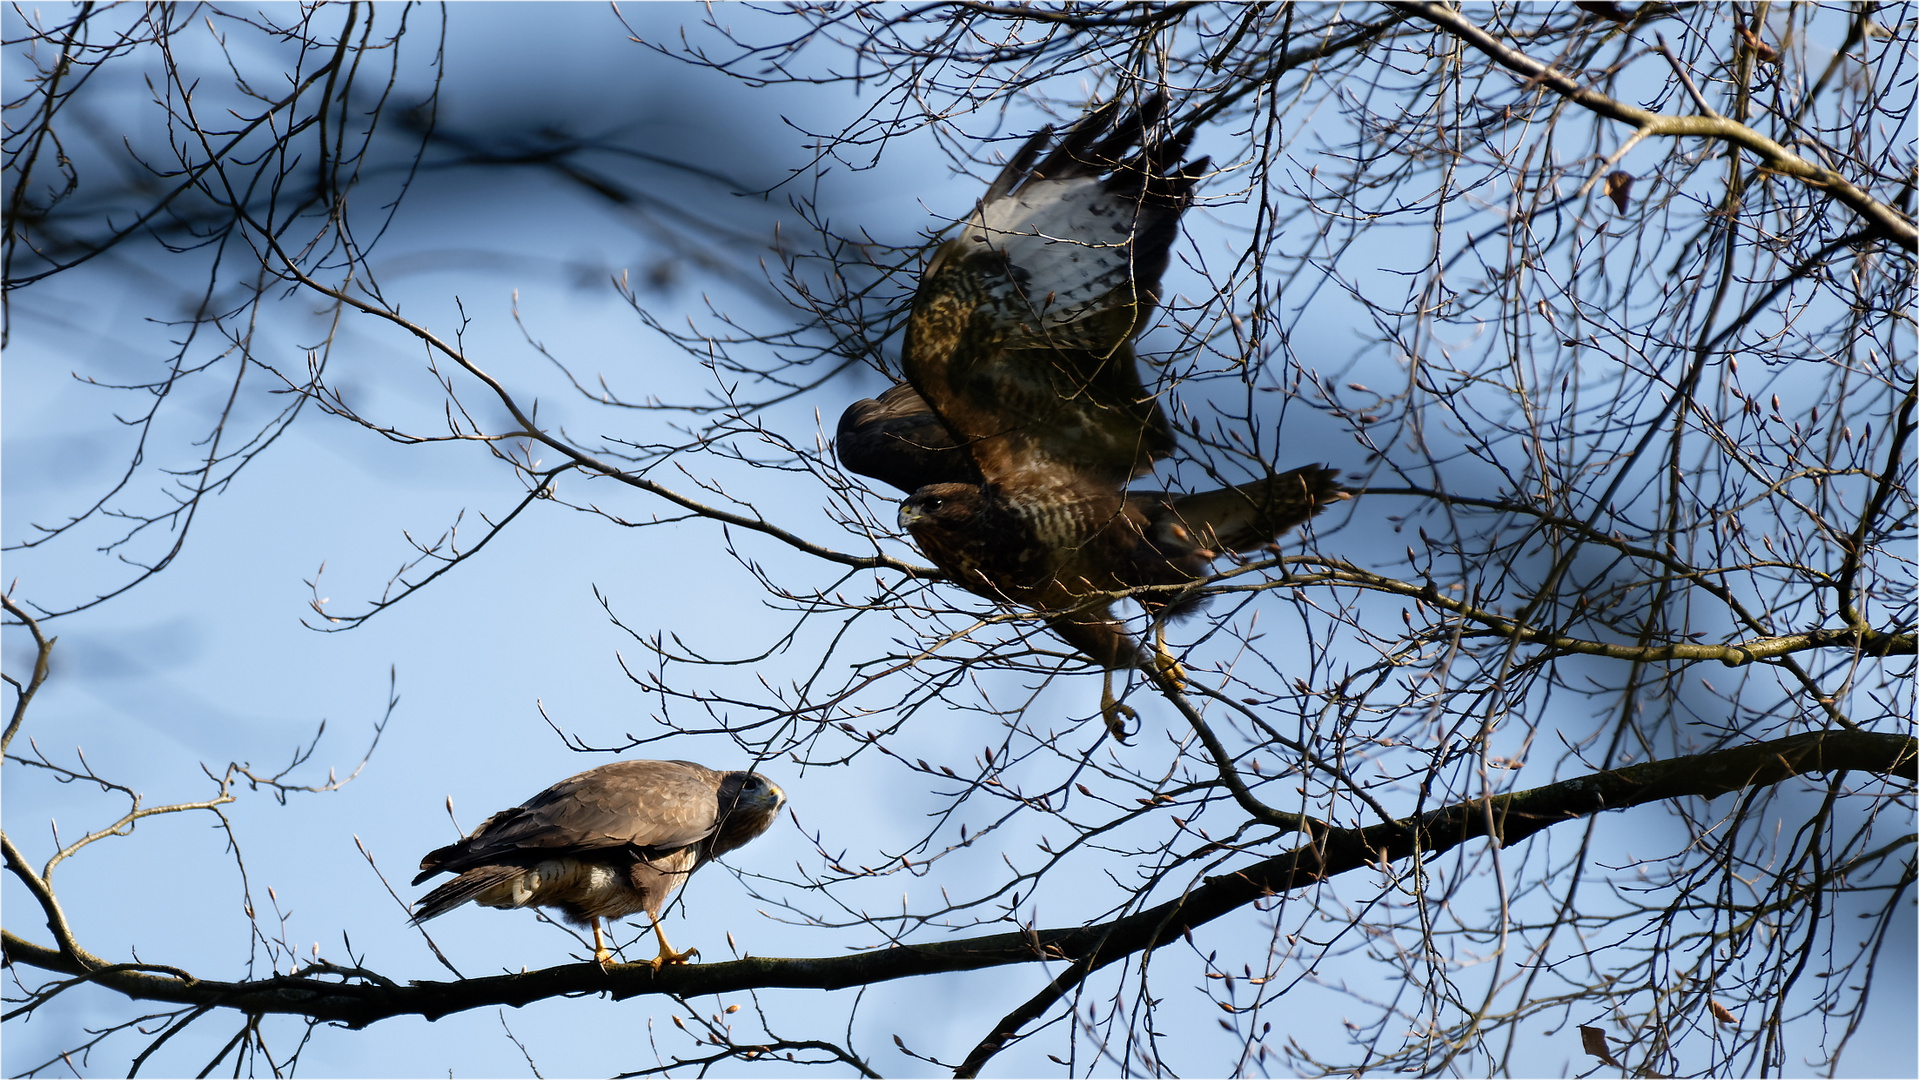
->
<box><xmin>711</xmin><ymin>771</ymin><xmax>786</xmax><ymax>855</ymax></box>
<box><xmin>723</xmin><ymin>771</ymin><xmax>785</xmax><ymax>813</ymax></box>
<box><xmin>897</xmin><ymin>482</ymin><xmax>988</xmax><ymax>534</ymax></box>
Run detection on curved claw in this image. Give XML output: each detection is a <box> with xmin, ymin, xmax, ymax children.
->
<box><xmin>649</xmin><ymin>944</ymin><xmax>699</xmax><ymax>970</ymax></box>
<box><xmin>1100</xmin><ymin>671</ymin><xmax>1137</xmax><ymax>743</ymax></box>
<box><xmin>649</xmin><ymin>921</ymin><xmax>699</xmax><ymax>970</ymax></box>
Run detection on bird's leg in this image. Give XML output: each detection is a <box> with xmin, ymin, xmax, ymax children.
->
<box><xmin>1150</xmin><ymin>622</ymin><xmax>1187</xmax><ymax>689</ymax></box>
<box><xmin>649</xmin><ymin>918</ymin><xmax>699</xmax><ymax>970</ymax></box>
<box><xmin>591</xmin><ymin>918</ymin><xmax>613</xmax><ymax>967</ymax></box>
<box><xmin>1100</xmin><ymin>669</ymin><xmax>1137</xmax><ymax>743</ymax></box>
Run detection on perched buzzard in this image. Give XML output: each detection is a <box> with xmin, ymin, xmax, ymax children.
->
<box><xmin>410</xmin><ymin>759</ymin><xmax>785</xmax><ymax>968</ymax></box>
<box><xmin>837</xmin><ymin>95</ymin><xmax>1345</xmax><ymax>736</ymax></box>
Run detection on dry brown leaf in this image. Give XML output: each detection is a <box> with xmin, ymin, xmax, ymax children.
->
<box><xmin>1605</xmin><ymin>171</ymin><xmax>1635</xmax><ymax>213</ymax></box>
<box><xmin>1710</xmin><ymin>999</ymin><xmax>1739</xmax><ymax>1025</ymax></box>
<box><xmin>1579</xmin><ymin>1025</ymin><xmax>1622</xmax><ymax>1067</ymax></box>
<box><xmin>1739</xmin><ymin>26</ymin><xmax>1780</xmax><ymax>63</ymax></box>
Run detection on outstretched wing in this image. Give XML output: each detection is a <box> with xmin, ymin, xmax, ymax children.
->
<box><xmin>901</xmin><ymin>94</ymin><xmax>1206</xmax><ymax>491</ymax></box>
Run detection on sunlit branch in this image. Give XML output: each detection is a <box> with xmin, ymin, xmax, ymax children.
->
<box><xmin>7</xmin><ymin>729</ymin><xmax>1907</xmax><ymax>1030</ymax></box>
<box><xmin>1390</xmin><ymin>1</ymin><xmax>1917</xmax><ymax>249</ymax></box>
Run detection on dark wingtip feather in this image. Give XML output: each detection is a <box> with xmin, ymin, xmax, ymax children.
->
<box><xmin>983</xmin><ymin>126</ymin><xmax>1054</xmax><ymax>205</ymax></box>
<box><xmin>411</xmin><ymin>840</ymin><xmax>467</xmax><ymax>886</ymax></box>
<box><xmin>836</xmin><ymin>384</ymin><xmax>980</xmax><ymax>494</ymax></box>
<box><xmin>1030</xmin><ymin>91</ymin><xmax>1170</xmax><ymax>185</ymax></box>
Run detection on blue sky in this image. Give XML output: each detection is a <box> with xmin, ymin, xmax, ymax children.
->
<box><xmin>5</xmin><ymin>5</ymin><xmax>1912</xmax><ymax>1077</ymax></box>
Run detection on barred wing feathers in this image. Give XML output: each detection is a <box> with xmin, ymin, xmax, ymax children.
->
<box><xmin>902</xmin><ymin>95</ymin><xmax>1206</xmax><ymax>490</ymax></box>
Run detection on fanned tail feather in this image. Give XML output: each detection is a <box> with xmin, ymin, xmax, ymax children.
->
<box><xmin>408</xmin><ymin>865</ymin><xmax>522</xmax><ymax>924</ymax></box>
<box><xmin>1166</xmin><ymin>466</ymin><xmax>1345</xmax><ymax>554</ymax></box>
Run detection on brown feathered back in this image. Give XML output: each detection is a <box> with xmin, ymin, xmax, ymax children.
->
<box><xmin>410</xmin><ymin>760</ymin><xmax>784</xmax><ymax>928</ymax></box>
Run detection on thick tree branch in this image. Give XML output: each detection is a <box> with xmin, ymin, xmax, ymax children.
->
<box><xmin>7</xmin><ymin>730</ymin><xmax>1908</xmax><ymax>1032</ymax></box>
<box><xmin>2</xmin><ymin>832</ymin><xmax>103</xmax><ymax>973</ymax></box>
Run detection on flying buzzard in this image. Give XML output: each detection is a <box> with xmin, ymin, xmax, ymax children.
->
<box><xmin>410</xmin><ymin>759</ymin><xmax>785</xmax><ymax>968</ymax></box>
<box><xmin>837</xmin><ymin>95</ymin><xmax>1345</xmax><ymax>736</ymax></box>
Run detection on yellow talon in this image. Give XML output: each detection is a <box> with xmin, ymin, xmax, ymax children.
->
<box><xmin>591</xmin><ymin>919</ymin><xmax>615</xmax><ymax>968</ymax></box>
<box><xmin>1153</xmin><ymin>649</ymin><xmax>1187</xmax><ymax>689</ymax></box>
<box><xmin>648</xmin><ymin>920</ymin><xmax>699</xmax><ymax>970</ymax></box>
<box><xmin>1152</xmin><ymin>625</ymin><xmax>1187</xmax><ymax>689</ymax></box>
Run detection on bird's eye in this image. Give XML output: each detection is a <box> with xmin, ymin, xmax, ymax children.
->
<box><xmin>924</xmin><ymin>496</ymin><xmax>944</xmax><ymax>511</ymax></box>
